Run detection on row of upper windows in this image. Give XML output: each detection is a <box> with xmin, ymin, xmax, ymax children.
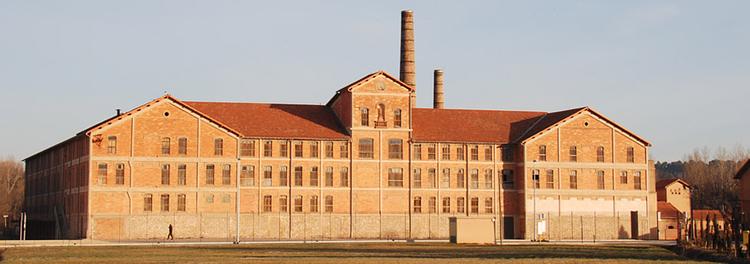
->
<box><xmin>413</xmin><ymin>196</ymin><xmax>494</xmax><ymax>214</ymax></box>
<box><xmin>358</xmin><ymin>140</ymin><xmax>515</xmax><ymax>161</ymax></box>
<box><xmin>359</xmin><ymin>105</ymin><xmax>403</xmax><ymax>128</ymax></box>
<box><xmin>537</xmin><ymin>145</ymin><xmax>637</xmax><ymax>163</ymax></box>
<box><xmin>106</xmin><ymin>136</ymin><xmax>226</xmax><ymax>156</ymax></box>
<box><xmin>262</xmin><ymin>195</ymin><xmax>334</xmax><ymax>213</ymax></box>
<box><xmin>530</xmin><ymin>169</ymin><xmax>643</xmax><ymax>190</ymax></box>
<box><xmin>142</xmin><ymin>193</ymin><xmax>231</xmax><ymax>212</ymax></box>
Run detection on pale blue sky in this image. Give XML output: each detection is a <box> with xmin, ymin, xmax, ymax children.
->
<box><xmin>1</xmin><ymin>1</ymin><xmax>748</xmax><ymax>161</ymax></box>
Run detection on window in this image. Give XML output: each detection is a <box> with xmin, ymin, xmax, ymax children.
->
<box><xmin>240</xmin><ymin>140</ymin><xmax>255</xmax><ymax>157</ymax></box>
<box><xmin>428</xmin><ymin>168</ymin><xmax>437</xmax><ymax>188</ymax></box>
<box><xmin>442</xmin><ymin>197</ymin><xmax>451</xmax><ymax>213</ymax></box>
<box><xmin>222</xmin><ymin>164</ymin><xmax>231</xmax><ymax>185</ymax></box>
<box><xmin>161</xmin><ymin>194</ymin><xmax>170</xmax><ymax>212</ymax></box>
<box><xmin>484</xmin><ymin>169</ymin><xmax>493</xmax><ymax>189</ymax></box>
<box><xmin>597</xmin><ymin>171</ymin><xmax>605</xmax><ymax>189</ymax></box>
<box><xmin>388</xmin><ymin>168</ymin><xmax>404</xmax><ymax>187</ymax></box>
<box><xmin>470</xmin><ymin>197</ymin><xmax>479</xmax><ymax>214</ymax></box>
<box><xmin>294</xmin><ymin>195</ymin><xmax>303</xmax><ymax>212</ymax></box>
<box><xmin>294</xmin><ymin>166</ymin><xmax>303</xmax><ymax>186</ymax></box>
<box><xmin>569</xmin><ymin>170</ymin><xmax>578</xmax><ymax>189</ymax></box>
<box><xmin>279</xmin><ymin>195</ymin><xmax>288</xmax><ymax>212</ymax></box>
<box><xmin>340</xmin><ymin>143</ymin><xmax>348</xmax><ymax>159</ymax></box>
<box><xmin>358</xmin><ymin>138</ymin><xmax>374</xmax><ymax>159</ymax></box>
<box><xmin>441</xmin><ymin>144</ymin><xmax>450</xmax><ymax>160</ymax></box>
<box><xmin>172</xmin><ymin>164</ymin><xmax>184</xmax><ymax>185</ymax></box>
<box><xmin>107</xmin><ymin>136</ymin><xmax>117</xmax><ymax>154</ymax></box>
<box><xmin>116</xmin><ymin>163</ymin><xmax>125</xmax><ymax>185</ymax></box>
<box><xmin>325</xmin><ymin>167</ymin><xmax>334</xmax><ymax>186</ymax></box>
<box><xmin>413</xmin><ymin>196</ymin><xmax>422</xmax><ymax>213</ymax></box>
<box><xmin>241</xmin><ymin>165</ymin><xmax>255</xmax><ymax>186</ymax></box>
<box><xmin>206</xmin><ymin>164</ymin><xmax>215</xmax><ymax>185</ymax></box>
<box><xmin>620</xmin><ymin>171</ymin><xmax>628</xmax><ymax>184</ymax></box>
<box><xmin>545</xmin><ymin>170</ymin><xmax>554</xmax><ymax>189</ymax></box>
<box><xmin>161</xmin><ymin>164</ymin><xmax>170</xmax><ymax>185</ymax></box>
<box><xmin>144</xmin><ymin>194</ymin><xmax>153</xmax><ymax>212</ymax></box>
<box><xmin>340</xmin><ymin>168</ymin><xmax>349</xmax><ymax>187</ymax></box>
<box><xmin>457</xmin><ymin>169</ymin><xmax>465</xmax><ymax>188</ymax></box>
<box><xmin>471</xmin><ymin>146</ymin><xmax>479</xmax><ymax>161</ymax></box>
<box><xmin>294</xmin><ymin>142</ymin><xmax>303</xmax><ymax>157</ymax></box>
<box><xmin>413</xmin><ymin>168</ymin><xmax>422</xmax><ymax>188</ymax></box>
<box><xmin>428</xmin><ymin>197</ymin><xmax>437</xmax><ymax>213</ymax></box>
<box><xmin>470</xmin><ymin>169</ymin><xmax>479</xmax><ymax>189</ymax></box>
<box><xmin>310</xmin><ymin>142</ymin><xmax>319</xmax><ymax>158</ymax></box>
<box><xmin>263</xmin><ymin>195</ymin><xmax>272</xmax><ymax>212</ymax></box>
<box><xmin>532</xmin><ymin>169</ymin><xmax>540</xmax><ymax>188</ymax></box>
<box><xmin>634</xmin><ymin>171</ymin><xmax>642</xmax><ymax>190</ymax></box>
<box><xmin>325</xmin><ymin>142</ymin><xmax>334</xmax><ymax>158</ymax></box>
<box><xmin>388</xmin><ymin>139</ymin><xmax>403</xmax><ymax>159</ymax></box>
<box><xmin>97</xmin><ymin>163</ymin><xmax>107</xmax><ymax>185</ymax></box>
<box><xmin>214</xmin><ymin>138</ymin><xmax>223</xmax><ymax>156</ymax></box>
<box><xmin>279</xmin><ymin>166</ymin><xmax>288</xmax><ymax>186</ymax></box>
<box><xmin>457</xmin><ymin>146</ymin><xmax>465</xmax><ymax>160</ymax></box>
<box><xmin>325</xmin><ymin>195</ymin><xmax>334</xmax><ymax>212</ymax></box>
<box><xmin>502</xmin><ymin>169</ymin><xmax>514</xmax><ymax>188</ymax></box>
<box><xmin>360</xmin><ymin>108</ymin><xmax>369</xmax><ymax>126</ymax></box>
<box><xmin>538</xmin><ymin>145</ymin><xmax>547</xmax><ymax>161</ymax></box>
<box><xmin>394</xmin><ymin>109</ymin><xmax>402</xmax><ymax>128</ymax></box>
<box><xmin>310</xmin><ymin>195</ymin><xmax>319</xmax><ymax>212</ymax></box>
<box><xmin>485</xmin><ymin>147</ymin><xmax>493</xmax><ymax>161</ymax></box>
<box><xmin>310</xmin><ymin>167</ymin><xmax>319</xmax><ymax>186</ymax></box>
<box><xmin>264</xmin><ymin>141</ymin><xmax>273</xmax><ymax>157</ymax></box>
<box><xmin>206</xmin><ymin>194</ymin><xmax>214</xmax><ymax>203</ymax></box>
<box><xmin>280</xmin><ymin>141</ymin><xmax>288</xmax><ymax>157</ymax></box>
<box><xmin>161</xmin><ymin>137</ymin><xmax>171</xmax><ymax>155</ymax></box>
<box><xmin>569</xmin><ymin>146</ymin><xmax>577</xmax><ymax>162</ymax></box>
<box><xmin>263</xmin><ymin>166</ymin><xmax>272</xmax><ymax>186</ymax></box>
<box><xmin>597</xmin><ymin>146</ymin><xmax>605</xmax><ymax>162</ymax></box>
<box><xmin>427</xmin><ymin>144</ymin><xmax>436</xmax><ymax>160</ymax></box>
<box><xmin>441</xmin><ymin>169</ymin><xmax>451</xmax><ymax>188</ymax></box>
<box><xmin>178</xmin><ymin>137</ymin><xmax>187</xmax><ymax>155</ymax></box>
<box><xmin>627</xmin><ymin>147</ymin><xmax>635</xmax><ymax>163</ymax></box>
<box><xmin>457</xmin><ymin>197</ymin><xmax>465</xmax><ymax>213</ymax></box>
<box><xmin>177</xmin><ymin>194</ymin><xmax>186</xmax><ymax>212</ymax></box>
<box><xmin>502</xmin><ymin>145</ymin><xmax>513</xmax><ymax>162</ymax></box>
<box><xmin>414</xmin><ymin>144</ymin><xmax>422</xmax><ymax>160</ymax></box>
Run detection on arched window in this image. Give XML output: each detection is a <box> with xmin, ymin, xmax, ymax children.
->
<box><xmin>360</xmin><ymin>108</ymin><xmax>369</xmax><ymax>126</ymax></box>
<box><xmin>394</xmin><ymin>109</ymin><xmax>402</xmax><ymax>128</ymax></box>
<box><xmin>597</xmin><ymin>146</ymin><xmax>605</xmax><ymax>162</ymax></box>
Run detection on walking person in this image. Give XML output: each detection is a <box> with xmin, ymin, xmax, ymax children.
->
<box><xmin>167</xmin><ymin>224</ymin><xmax>174</xmax><ymax>240</ymax></box>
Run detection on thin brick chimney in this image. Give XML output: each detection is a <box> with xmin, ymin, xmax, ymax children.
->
<box><xmin>399</xmin><ymin>10</ymin><xmax>416</xmax><ymax>106</ymax></box>
<box><xmin>433</xmin><ymin>69</ymin><xmax>444</xmax><ymax>109</ymax></box>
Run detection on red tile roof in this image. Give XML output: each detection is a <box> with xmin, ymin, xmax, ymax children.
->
<box><xmin>736</xmin><ymin>159</ymin><xmax>750</xmax><ymax>179</ymax></box>
<box><xmin>693</xmin><ymin>210</ymin><xmax>724</xmax><ymax>221</ymax></box>
<box><xmin>184</xmin><ymin>101</ymin><xmax>349</xmax><ymax>140</ymax></box>
<box><xmin>656</xmin><ymin>178</ymin><xmax>690</xmax><ymax>190</ymax></box>
<box><xmin>412</xmin><ymin>108</ymin><xmax>547</xmax><ymax>143</ymax></box>
<box><xmin>657</xmin><ymin>201</ymin><xmax>680</xmax><ymax>219</ymax></box>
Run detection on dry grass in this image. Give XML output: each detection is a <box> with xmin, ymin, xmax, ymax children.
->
<box><xmin>0</xmin><ymin>243</ymin><xmax>710</xmax><ymax>263</ymax></box>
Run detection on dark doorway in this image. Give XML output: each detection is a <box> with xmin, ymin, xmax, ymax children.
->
<box><xmin>630</xmin><ymin>211</ymin><xmax>639</xmax><ymax>239</ymax></box>
<box><xmin>503</xmin><ymin>216</ymin><xmax>514</xmax><ymax>239</ymax></box>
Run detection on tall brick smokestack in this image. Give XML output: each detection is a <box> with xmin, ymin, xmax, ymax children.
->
<box><xmin>433</xmin><ymin>69</ymin><xmax>444</xmax><ymax>109</ymax></box>
<box><xmin>400</xmin><ymin>10</ymin><xmax>416</xmax><ymax>106</ymax></box>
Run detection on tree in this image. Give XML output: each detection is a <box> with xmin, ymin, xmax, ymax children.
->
<box><xmin>0</xmin><ymin>157</ymin><xmax>24</xmax><ymax>218</ymax></box>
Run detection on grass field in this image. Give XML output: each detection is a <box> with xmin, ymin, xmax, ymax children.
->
<box><xmin>0</xmin><ymin>243</ymin><xmax>710</xmax><ymax>263</ymax></box>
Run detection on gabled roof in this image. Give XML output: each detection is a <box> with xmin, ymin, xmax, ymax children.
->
<box><xmin>326</xmin><ymin>71</ymin><xmax>413</xmax><ymax>107</ymax></box>
<box><xmin>519</xmin><ymin>107</ymin><xmax>652</xmax><ymax>147</ymax></box>
<box><xmin>657</xmin><ymin>201</ymin><xmax>680</xmax><ymax>219</ymax></box>
<box><xmin>184</xmin><ymin>101</ymin><xmax>349</xmax><ymax>140</ymax></box>
<box><xmin>735</xmin><ymin>159</ymin><xmax>750</xmax><ymax>179</ymax></box>
<box><xmin>412</xmin><ymin>108</ymin><xmax>546</xmax><ymax>143</ymax></box>
<box><xmin>656</xmin><ymin>178</ymin><xmax>691</xmax><ymax>190</ymax></box>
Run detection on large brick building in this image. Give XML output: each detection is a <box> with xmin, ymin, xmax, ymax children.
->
<box><xmin>24</xmin><ymin>11</ymin><xmax>657</xmax><ymax>241</ymax></box>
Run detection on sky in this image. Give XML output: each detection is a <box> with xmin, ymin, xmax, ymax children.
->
<box><xmin>0</xmin><ymin>0</ymin><xmax>748</xmax><ymax>161</ymax></box>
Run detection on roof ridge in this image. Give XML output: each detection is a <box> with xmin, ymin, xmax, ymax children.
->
<box><xmin>413</xmin><ymin>107</ymin><xmax>547</xmax><ymax>114</ymax></box>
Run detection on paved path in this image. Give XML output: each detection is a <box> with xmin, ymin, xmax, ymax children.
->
<box><xmin>0</xmin><ymin>238</ymin><xmax>676</xmax><ymax>248</ymax></box>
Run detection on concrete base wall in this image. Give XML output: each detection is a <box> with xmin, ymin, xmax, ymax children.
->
<box><xmin>524</xmin><ymin>211</ymin><xmax>652</xmax><ymax>240</ymax></box>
